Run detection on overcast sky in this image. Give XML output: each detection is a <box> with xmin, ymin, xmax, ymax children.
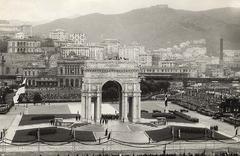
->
<box><xmin>0</xmin><ymin>0</ymin><xmax>240</xmax><ymax>22</ymax></box>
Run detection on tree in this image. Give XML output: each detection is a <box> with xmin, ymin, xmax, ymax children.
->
<box><xmin>0</xmin><ymin>37</ymin><xmax>9</xmax><ymax>53</ymax></box>
<box><xmin>33</xmin><ymin>92</ymin><xmax>42</xmax><ymax>104</ymax></box>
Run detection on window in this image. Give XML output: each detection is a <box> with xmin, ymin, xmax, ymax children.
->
<box><xmin>60</xmin><ymin>79</ymin><xmax>63</xmax><ymax>87</ymax></box>
<box><xmin>75</xmin><ymin>79</ymin><xmax>79</xmax><ymax>87</ymax></box>
<box><xmin>5</xmin><ymin>67</ymin><xmax>10</xmax><ymax>74</ymax></box>
<box><xmin>60</xmin><ymin>67</ymin><xmax>63</xmax><ymax>75</ymax></box>
<box><xmin>66</xmin><ymin>79</ymin><xmax>69</xmax><ymax>87</ymax></box>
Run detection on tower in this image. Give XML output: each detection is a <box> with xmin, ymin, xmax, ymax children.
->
<box><xmin>219</xmin><ymin>38</ymin><xmax>223</xmax><ymax>65</ymax></box>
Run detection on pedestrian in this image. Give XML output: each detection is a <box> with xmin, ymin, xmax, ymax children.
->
<box><xmin>105</xmin><ymin>128</ymin><xmax>108</xmax><ymax>136</ymax></box>
<box><xmin>76</xmin><ymin>116</ymin><xmax>78</xmax><ymax>121</ymax></box>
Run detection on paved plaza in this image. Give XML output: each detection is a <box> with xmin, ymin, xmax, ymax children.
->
<box><xmin>0</xmin><ymin>100</ymin><xmax>239</xmax><ymax>154</ymax></box>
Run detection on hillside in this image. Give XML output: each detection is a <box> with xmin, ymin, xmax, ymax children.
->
<box><xmin>33</xmin><ymin>6</ymin><xmax>240</xmax><ymax>51</ymax></box>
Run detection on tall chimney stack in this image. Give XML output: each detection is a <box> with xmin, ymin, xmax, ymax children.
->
<box><xmin>219</xmin><ymin>38</ymin><xmax>223</xmax><ymax>65</ymax></box>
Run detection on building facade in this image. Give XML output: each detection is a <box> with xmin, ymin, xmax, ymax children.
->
<box><xmin>18</xmin><ymin>25</ymin><xmax>32</xmax><ymax>38</ymax></box>
<box><xmin>57</xmin><ymin>57</ymin><xmax>85</xmax><ymax>88</ymax></box>
<box><xmin>60</xmin><ymin>45</ymin><xmax>104</xmax><ymax>60</ymax></box>
<box><xmin>101</xmin><ymin>39</ymin><xmax>120</xmax><ymax>59</ymax></box>
<box><xmin>8</xmin><ymin>39</ymin><xmax>42</xmax><ymax>53</ymax></box>
<box><xmin>69</xmin><ymin>33</ymin><xmax>87</xmax><ymax>45</ymax></box>
<box><xmin>49</xmin><ymin>29</ymin><xmax>68</xmax><ymax>41</ymax></box>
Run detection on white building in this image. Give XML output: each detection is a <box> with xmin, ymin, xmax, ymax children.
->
<box><xmin>101</xmin><ymin>39</ymin><xmax>120</xmax><ymax>59</ymax></box>
<box><xmin>139</xmin><ymin>53</ymin><xmax>152</xmax><ymax>66</ymax></box>
<box><xmin>69</xmin><ymin>33</ymin><xmax>87</xmax><ymax>45</ymax></box>
<box><xmin>14</xmin><ymin>32</ymin><xmax>25</xmax><ymax>39</ymax></box>
<box><xmin>119</xmin><ymin>43</ymin><xmax>151</xmax><ymax>66</ymax></box>
<box><xmin>49</xmin><ymin>29</ymin><xmax>68</xmax><ymax>41</ymax></box>
<box><xmin>60</xmin><ymin>45</ymin><xmax>104</xmax><ymax>60</ymax></box>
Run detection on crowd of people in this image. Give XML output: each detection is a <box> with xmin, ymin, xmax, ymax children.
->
<box><xmin>24</xmin><ymin>87</ymin><xmax>82</xmax><ymax>102</ymax></box>
<box><xmin>36</xmin><ymin>152</ymin><xmax>240</xmax><ymax>156</ymax></box>
<box><xmin>170</xmin><ymin>85</ymin><xmax>239</xmax><ymax>113</ymax></box>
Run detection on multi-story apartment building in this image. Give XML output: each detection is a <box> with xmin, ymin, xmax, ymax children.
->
<box><xmin>49</xmin><ymin>29</ymin><xmax>68</xmax><ymax>41</ymax></box>
<box><xmin>101</xmin><ymin>39</ymin><xmax>120</xmax><ymax>59</ymax></box>
<box><xmin>119</xmin><ymin>43</ymin><xmax>152</xmax><ymax>66</ymax></box>
<box><xmin>8</xmin><ymin>39</ymin><xmax>42</xmax><ymax>53</ymax></box>
<box><xmin>60</xmin><ymin>45</ymin><xmax>104</xmax><ymax>60</ymax></box>
<box><xmin>139</xmin><ymin>53</ymin><xmax>152</xmax><ymax>67</ymax></box>
<box><xmin>60</xmin><ymin>46</ymin><xmax>90</xmax><ymax>58</ymax></box>
<box><xmin>69</xmin><ymin>33</ymin><xmax>87</xmax><ymax>45</ymax></box>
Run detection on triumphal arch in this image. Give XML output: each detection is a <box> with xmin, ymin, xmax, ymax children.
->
<box><xmin>81</xmin><ymin>60</ymin><xmax>141</xmax><ymax>122</ymax></box>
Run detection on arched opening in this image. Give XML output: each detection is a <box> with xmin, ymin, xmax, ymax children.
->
<box><xmin>70</xmin><ymin>79</ymin><xmax>74</xmax><ymax>87</ymax></box>
<box><xmin>101</xmin><ymin>81</ymin><xmax>122</xmax><ymax>120</ymax></box>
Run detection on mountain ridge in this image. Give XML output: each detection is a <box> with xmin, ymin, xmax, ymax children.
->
<box><xmin>33</xmin><ymin>6</ymin><xmax>240</xmax><ymax>51</ymax></box>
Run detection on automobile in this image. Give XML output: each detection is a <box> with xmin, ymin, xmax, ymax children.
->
<box><xmin>180</xmin><ymin>109</ymin><xmax>189</xmax><ymax>113</ymax></box>
<box><xmin>212</xmin><ymin>115</ymin><xmax>221</xmax><ymax>119</ymax></box>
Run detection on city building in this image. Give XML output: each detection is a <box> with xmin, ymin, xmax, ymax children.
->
<box><xmin>57</xmin><ymin>57</ymin><xmax>84</xmax><ymax>88</ymax></box>
<box><xmin>8</xmin><ymin>39</ymin><xmax>42</xmax><ymax>53</ymax></box>
<box><xmin>22</xmin><ymin>64</ymin><xmax>46</xmax><ymax>87</ymax></box>
<box><xmin>14</xmin><ymin>32</ymin><xmax>25</xmax><ymax>39</ymax></box>
<box><xmin>69</xmin><ymin>33</ymin><xmax>87</xmax><ymax>45</ymax></box>
<box><xmin>223</xmin><ymin>50</ymin><xmax>240</xmax><ymax>71</ymax></box>
<box><xmin>60</xmin><ymin>44</ymin><xmax>104</xmax><ymax>60</ymax></box>
<box><xmin>158</xmin><ymin>60</ymin><xmax>177</xmax><ymax>68</ymax></box>
<box><xmin>60</xmin><ymin>45</ymin><xmax>90</xmax><ymax>58</ymax></box>
<box><xmin>119</xmin><ymin>42</ymin><xmax>151</xmax><ymax>66</ymax></box>
<box><xmin>88</xmin><ymin>44</ymin><xmax>104</xmax><ymax>60</ymax></box>
<box><xmin>0</xmin><ymin>21</ymin><xmax>32</xmax><ymax>39</ymax></box>
<box><xmin>119</xmin><ymin>43</ymin><xmax>145</xmax><ymax>61</ymax></box>
<box><xmin>49</xmin><ymin>29</ymin><xmax>68</xmax><ymax>41</ymax></box>
<box><xmin>139</xmin><ymin>53</ymin><xmax>152</xmax><ymax>67</ymax></box>
<box><xmin>0</xmin><ymin>20</ymin><xmax>19</xmax><ymax>38</ymax></box>
<box><xmin>18</xmin><ymin>25</ymin><xmax>32</xmax><ymax>37</ymax></box>
<box><xmin>101</xmin><ymin>39</ymin><xmax>120</xmax><ymax>59</ymax></box>
<box><xmin>205</xmin><ymin>64</ymin><xmax>224</xmax><ymax>78</ymax></box>
<box><xmin>140</xmin><ymin>66</ymin><xmax>193</xmax><ymax>78</ymax></box>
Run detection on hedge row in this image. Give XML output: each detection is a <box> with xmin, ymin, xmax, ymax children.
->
<box><xmin>28</xmin><ymin>127</ymin><xmax>57</xmax><ymax>136</ymax></box>
<box><xmin>173</xmin><ymin>111</ymin><xmax>199</xmax><ymax>123</ymax></box>
<box><xmin>31</xmin><ymin>115</ymin><xmax>55</xmax><ymax>121</ymax></box>
<box><xmin>152</xmin><ymin>112</ymin><xmax>176</xmax><ymax>119</ymax></box>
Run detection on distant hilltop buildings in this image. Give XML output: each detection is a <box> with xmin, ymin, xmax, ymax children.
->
<box><xmin>0</xmin><ymin>20</ymin><xmax>32</xmax><ymax>39</ymax></box>
<box><xmin>0</xmin><ymin>26</ymin><xmax>240</xmax><ymax>87</ymax></box>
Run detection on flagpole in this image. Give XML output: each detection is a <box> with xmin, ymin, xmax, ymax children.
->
<box><xmin>37</xmin><ymin>127</ymin><xmax>40</xmax><ymax>154</ymax></box>
<box><xmin>178</xmin><ymin>129</ymin><xmax>181</xmax><ymax>155</ymax></box>
<box><xmin>172</xmin><ymin>127</ymin><xmax>175</xmax><ymax>154</ymax></box>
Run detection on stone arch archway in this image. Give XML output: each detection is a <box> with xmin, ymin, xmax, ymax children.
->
<box><xmin>81</xmin><ymin>60</ymin><xmax>141</xmax><ymax>123</ymax></box>
<box><xmin>101</xmin><ymin>80</ymin><xmax>122</xmax><ymax>119</ymax></box>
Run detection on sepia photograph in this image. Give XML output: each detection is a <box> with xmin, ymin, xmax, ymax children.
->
<box><xmin>0</xmin><ymin>0</ymin><xmax>240</xmax><ymax>155</ymax></box>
